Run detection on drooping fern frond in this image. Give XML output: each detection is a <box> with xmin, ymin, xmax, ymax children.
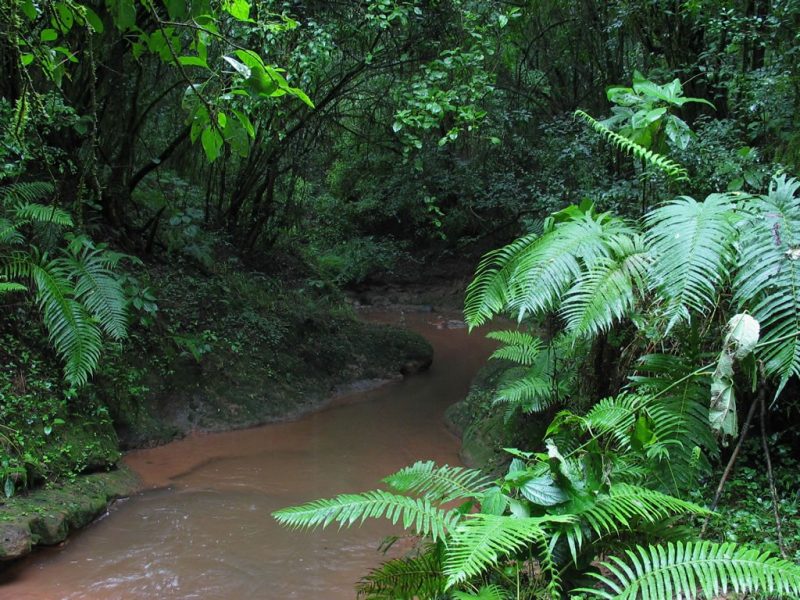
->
<box><xmin>444</xmin><ymin>513</ymin><xmax>574</xmax><ymax>588</ymax></box>
<box><xmin>58</xmin><ymin>240</ymin><xmax>128</xmax><ymax>340</ymax></box>
<box><xmin>465</xmin><ymin>233</ymin><xmax>539</xmax><ymax>328</ymax></box>
<box><xmin>734</xmin><ymin>175</ymin><xmax>800</xmax><ymax>392</ymax></box>
<box><xmin>486</xmin><ymin>330</ymin><xmax>543</xmax><ymax>365</ymax></box>
<box><xmin>383</xmin><ymin>461</ymin><xmax>492</xmax><ymax>504</ymax></box>
<box><xmin>465</xmin><ymin>210</ymin><xmax>631</xmax><ymax>328</ymax></box>
<box><xmin>272</xmin><ymin>490</ymin><xmax>459</xmax><ymax>542</ymax></box>
<box><xmin>0</xmin><ymin>282</ymin><xmax>26</xmax><ymax>294</ymax></box>
<box><xmin>580</xmin><ymin>540</ymin><xmax>800</xmax><ymax>599</ymax></box>
<box><xmin>645</xmin><ymin>193</ymin><xmax>737</xmax><ymax>332</ymax></box>
<box><xmin>560</xmin><ymin>234</ymin><xmax>650</xmax><ymax>338</ymax></box>
<box><xmin>356</xmin><ymin>544</ymin><xmax>446</xmax><ymax>599</ymax></box>
<box><xmin>32</xmin><ymin>259</ymin><xmax>103</xmax><ymax>386</ymax></box>
<box><xmin>574</xmin><ymin>110</ymin><xmax>689</xmax><ymax>181</ymax></box>
<box><xmin>14</xmin><ymin>202</ymin><xmax>73</xmax><ymax>227</ymax></box>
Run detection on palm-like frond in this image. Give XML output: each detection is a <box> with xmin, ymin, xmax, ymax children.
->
<box><xmin>383</xmin><ymin>461</ymin><xmax>492</xmax><ymax>504</ymax></box>
<box><xmin>645</xmin><ymin>194</ymin><xmax>737</xmax><ymax>332</ymax></box>
<box><xmin>486</xmin><ymin>330</ymin><xmax>543</xmax><ymax>365</ymax></box>
<box><xmin>561</xmin><ymin>234</ymin><xmax>650</xmax><ymax>338</ymax></box>
<box><xmin>581</xmin><ymin>541</ymin><xmax>800</xmax><ymax>599</ymax></box>
<box><xmin>452</xmin><ymin>584</ymin><xmax>509</xmax><ymax>600</ymax></box>
<box><xmin>734</xmin><ymin>175</ymin><xmax>800</xmax><ymax>391</ymax></box>
<box><xmin>444</xmin><ymin>513</ymin><xmax>573</xmax><ymax>588</ymax></box>
<box><xmin>272</xmin><ymin>490</ymin><xmax>459</xmax><ymax>541</ymax></box>
<box><xmin>574</xmin><ymin>110</ymin><xmax>689</xmax><ymax>181</ymax></box>
<box><xmin>356</xmin><ymin>544</ymin><xmax>446</xmax><ymax>600</ymax></box>
<box><xmin>0</xmin><ymin>281</ymin><xmax>26</xmax><ymax>294</ymax></box>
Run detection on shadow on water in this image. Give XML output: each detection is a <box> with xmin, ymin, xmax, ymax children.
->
<box><xmin>0</xmin><ymin>310</ymin><xmax>497</xmax><ymax>599</ymax></box>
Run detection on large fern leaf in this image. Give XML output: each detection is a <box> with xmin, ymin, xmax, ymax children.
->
<box><xmin>32</xmin><ymin>260</ymin><xmax>103</xmax><ymax>386</ymax></box>
<box><xmin>272</xmin><ymin>490</ymin><xmax>459</xmax><ymax>541</ymax></box>
<box><xmin>383</xmin><ymin>461</ymin><xmax>492</xmax><ymax>504</ymax></box>
<box><xmin>58</xmin><ymin>241</ymin><xmax>128</xmax><ymax>340</ymax></box>
<box><xmin>0</xmin><ymin>181</ymin><xmax>55</xmax><ymax>206</ymax></box>
<box><xmin>444</xmin><ymin>513</ymin><xmax>573</xmax><ymax>588</ymax></box>
<box><xmin>645</xmin><ymin>194</ymin><xmax>737</xmax><ymax>332</ymax></box>
<box><xmin>561</xmin><ymin>234</ymin><xmax>650</xmax><ymax>338</ymax></box>
<box><xmin>734</xmin><ymin>175</ymin><xmax>800</xmax><ymax>391</ymax></box>
<box><xmin>580</xmin><ymin>540</ymin><xmax>800</xmax><ymax>599</ymax></box>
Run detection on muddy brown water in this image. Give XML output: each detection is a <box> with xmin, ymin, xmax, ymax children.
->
<box><xmin>0</xmin><ymin>311</ymin><xmax>497</xmax><ymax>599</ymax></box>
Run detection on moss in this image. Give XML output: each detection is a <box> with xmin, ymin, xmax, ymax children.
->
<box><xmin>0</xmin><ymin>466</ymin><xmax>139</xmax><ymax>560</ymax></box>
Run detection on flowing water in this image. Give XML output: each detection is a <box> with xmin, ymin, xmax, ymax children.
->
<box><xmin>0</xmin><ymin>311</ymin><xmax>496</xmax><ymax>599</ymax></box>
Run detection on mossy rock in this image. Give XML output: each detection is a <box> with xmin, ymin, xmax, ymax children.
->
<box><xmin>0</xmin><ymin>466</ymin><xmax>139</xmax><ymax>561</ymax></box>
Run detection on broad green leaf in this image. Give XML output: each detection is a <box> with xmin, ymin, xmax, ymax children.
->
<box><xmin>82</xmin><ymin>7</ymin><xmax>105</xmax><ymax>33</ymax></box>
<box><xmin>223</xmin><ymin>0</ymin><xmax>250</xmax><ymax>20</ymax></box>
<box><xmin>520</xmin><ymin>475</ymin><xmax>568</xmax><ymax>506</ymax></box>
<box><xmin>41</xmin><ymin>28</ymin><xmax>58</xmax><ymax>42</ymax></box>
<box><xmin>178</xmin><ymin>56</ymin><xmax>209</xmax><ymax>69</ymax></box>
<box><xmin>200</xmin><ymin>126</ymin><xmax>223</xmax><ymax>162</ymax></box>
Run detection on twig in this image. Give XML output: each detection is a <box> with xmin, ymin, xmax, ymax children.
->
<box><xmin>701</xmin><ymin>392</ymin><xmax>760</xmax><ymax>536</ymax></box>
<box><xmin>759</xmin><ymin>374</ymin><xmax>787</xmax><ymax>557</ymax></box>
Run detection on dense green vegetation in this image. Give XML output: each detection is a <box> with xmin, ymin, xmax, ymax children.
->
<box><xmin>3</xmin><ymin>0</ymin><xmax>800</xmax><ymax>597</ymax></box>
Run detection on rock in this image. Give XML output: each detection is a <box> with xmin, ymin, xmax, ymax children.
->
<box><xmin>0</xmin><ymin>523</ymin><xmax>31</xmax><ymax>560</ymax></box>
<box><xmin>29</xmin><ymin>511</ymin><xmax>69</xmax><ymax>545</ymax></box>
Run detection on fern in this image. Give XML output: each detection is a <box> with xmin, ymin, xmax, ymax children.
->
<box><xmin>383</xmin><ymin>461</ymin><xmax>492</xmax><ymax>504</ymax></box>
<box><xmin>561</xmin><ymin>234</ymin><xmax>649</xmax><ymax>337</ymax></box>
<box><xmin>356</xmin><ymin>544</ymin><xmax>447</xmax><ymax>599</ymax></box>
<box><xmin>272</xmin><ymin>489</ymin><xmax>459</xmax><ymax>542</ymax></box>
<box><xmin>0</xmin><ymin>181</ymin><xmax>55</xmax><ymax>206</ymax></box>
<box><xmin>645</xmin><ymin>193</ymin><xmax>737</xmax><ymax>332</ymax></box>
<box><xmin>465</xmin><ymin>210</ymin><xmax>631</xmax><ymax>328</ymax></box>
<box><xmin>553</xmin><ymin>484</ymin><xmax>710</xmax><ymax>563</ymax></box>
<box><xmin>486</xmin><ymin>330</ymin><xmax>543</xmax><ymax>365</ymax></box>
<box><xmin>444</xmin><ymin>513</ymin><xmax>573</xmax><ymax>588</ymax></box>
<box><xmin>574</xmin><ymin>110</ymin><xmax>689</xmax><ymax>181</ymax></box>
<box><xmin>452</xmin><ymin>584</ymin><xmax>508</xmax><ymax>599</ymax></box>
<box><xmin>734</xmin><ymin>175</ymin><xmax>800</xmax><ymax>392</ymax></box>
<box><xmin>58</xmin><ymin>239</ymin><xmax>128</xmax><ymax>340</ymax></box>
<box><xmin>581</xmin><ymin>541</ymin><xmax>800</xmax><ymax>599</ymax></box>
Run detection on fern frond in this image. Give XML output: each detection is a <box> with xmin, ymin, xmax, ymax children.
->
<box><xmin>14</xmin><ymin>202</ymin><xmax>73</xmax><ymax>227</ymax></box>
<box><xmin>0</xmin><ymin>182</ymin><xmax>55</xmax><ymax>205</ymax></box>
<box><xmin>272</xmin><ymin>490</ymin><xmax>459</xmax><ymax>541</ymax></box>
<box><xmin>0</xmin><ymin>282</ymin><xmax>26</xmax><ymax>294</ymax></box>
<box><xmin>581</xmin><ymin>394</ymin><xmax>641</xmax><ymax>449</ymax></box>
<box><xmin>58</xmin><ymin>243</ymin><xmax>128</xmax><ymax>340</ymax></box>
<box><xmin>486</xmin><ymin>330</ymin><xmax>543</xmax><ymax>365</ymax></box>
<box><xmin>32</xmin><ymin>260</ymin><xmax>103</xmax><ymax>386</ymax></box>
<box><xmin>0</xmin><ymin>218</ymin><xmax>23</xmax><ymax>244</ymax></box>
<box><xmin>574</xmin><ymin>110</ymin><xmax>689</xmax><ymax>181</ymax></box>
<box><xmin>465</xmin><ymin>233</ymin><xmax>539</xmax><ymax>328</ymax></box>
<box><xmin>356</xmin><ymin>544</ymin><xmax>446</xmax><ymax>599</ymax></box>
<box><xmin>734</xmin><ymin>175</ymin><xmax>800</xmax><ymax>391</ymax></box>
<box><xmin>580</xmin><ymin>540</ymin><xmax>800</xmax><ymax>599</ymax></box>
<box><xmin>383</xmin><ymin>461</ymin><xmax>492</xmax><ymax>504</ymax></box>
<box><xmin>453</xmin><ymin>584</ymin><xmax>509</xmax><ymax>599</ymax></box>
<box><xmin>444</xmin><ymin>513</ymin><xmax>573</xmax><ymax>588</ymax></box>
<box><xmin>645</xmin><ymin>193</ymin><xmax>737</xmax><ymax>332</ymax></box>
<box><xmin>561</xmin><ymin>234</ymin><xmax>650</xmax><ymax>338</ymax></box>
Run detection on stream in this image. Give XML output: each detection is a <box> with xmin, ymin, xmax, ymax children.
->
<box><xmin>0</xmin><ymin>310</ymin><xmax>496</xmax><ymax>599</ymax></box>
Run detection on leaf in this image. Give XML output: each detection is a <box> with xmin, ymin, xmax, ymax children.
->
<box><xmin>82</xmin><ymin>7</ymin><xmax>104</xmax><ymax>33</ymax></box>
<box><xmin>178</xmin><ymin>56</ymin><xmax>209</xmax><ymax>69</ymax></box>
<box><xmin>4</xmin><ymin>478</ymin><xmax>14</xmax><ymax>498</ymax></box>
<box><xmin>520</xmin><ymin>475</ymin><xmax>568</xmax><ymax>506</ymax></box>
<box><xmin>725</xmin><ymin>313</ymin><xmax>760</xmax><ymax>359</ymax></box>
<box><xmin>223</xmin><ymin>0</ymin><xmax>250</xmax><ymax>21</ymax></box>
<box><xmin>223</xmin><ymin>55</ymin><xmax>251</xmax><ymax>77</ymax></box>
<box><xmin>200</xmin><ymin>126</ymin><xmax>223</xmax><ymax>162</ymax></box>
<box><xmin>41</xmin><ymin>29</ymin><xmax>58</xmax><ymax>42</ymax></box>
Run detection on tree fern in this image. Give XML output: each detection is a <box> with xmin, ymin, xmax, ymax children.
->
<box><xmin>574</xmin><ymin>110</ymin><xmax>689</xmax><ymax>181</ymax></box>
<box><xmin>645</xmin><ymin>194</ymin><xmax>737</xmax><ymax>332</ymax></box>
<box><xmin>734</xmin><ymin>175</ymin><xmax>800</xmax><ymax>391</ymax></box>
<box><xmin>581</xmin><ymin>540</ymin><xmax>800</xmax><ymax>599</ymax></box>
<box><xmin>383</xmin><ymin>461</ymin><xmax>492</xmax><ymax>504</ymax></box>
<box><xmin>272</xmin><ymin>489</ymin><xmax>459</xmax><ymax>542</ymax></box>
